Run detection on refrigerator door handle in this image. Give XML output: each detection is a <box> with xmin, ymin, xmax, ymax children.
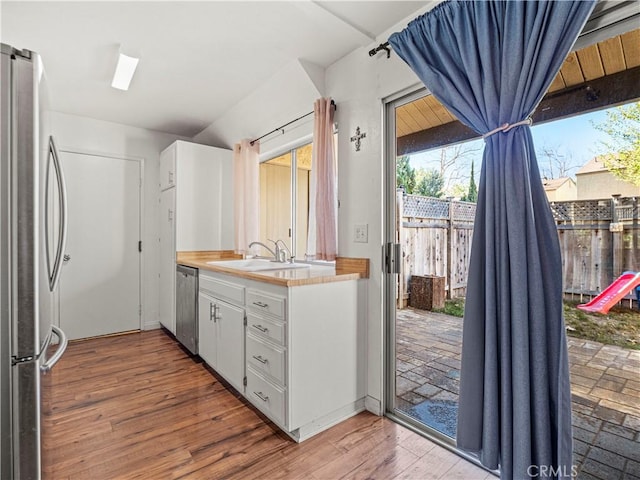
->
<box><xmin>40</xmin><ymin>325</ymin><xmax>68</xmax><ymax>373</ymax></box>
<box><xmin>48</xmin><ymin>136</ymin><xmax>68</xmax><ymax>291</ymax></box>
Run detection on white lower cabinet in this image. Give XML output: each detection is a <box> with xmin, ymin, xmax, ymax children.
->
<box><xmin>246</xmin><ymin>332</ymin><xmax>286</xmax><ymax>384</ymax></box>
<box><xmin>215</xmin><ymin>300</ymin><xmax>245</xmax><ymax>391</ymax></box>
<box><xmin>198</xmin><ymin>291</ymin><xmax>217</xmax><ymax>367</ymax></box>
<box><xmin>198</xmin><ymin>289</ymin><xmax>244</xmax><ymax>392</ymax></box>
<box><xmin>198</xmin><ymin>269</ymin><xmax>363</xmax><ymax>442</ymax></box>
<box><xmin>246</xmin><ymin>366</ymin><xmax>286</xmax><ymax>426</ymax></box>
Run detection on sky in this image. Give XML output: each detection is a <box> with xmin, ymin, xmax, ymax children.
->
<box><xmin>530</xmin><ymin>108</ymin><xmax>611</xmax><ymax>176</ymax></box>
<box><xmin>408</xmin><ymin>106</ymin><xmax>615</xmax><ymax>193</ymax></box>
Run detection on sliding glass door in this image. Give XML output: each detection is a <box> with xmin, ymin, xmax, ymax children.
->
<box><xmin>384</xmin><ymin>88</ymin><xmax>481</xmax><ymax>448</ymax></box>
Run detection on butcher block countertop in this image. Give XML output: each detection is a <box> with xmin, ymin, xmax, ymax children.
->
<box><xmin>177</xmin><ymin>251</ymin><xmax>369</xmax><ymax>287</ymax></box>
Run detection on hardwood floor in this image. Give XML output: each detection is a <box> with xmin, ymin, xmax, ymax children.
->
<box><xmin>41</xmin><ymin>329</ymin><xmax>490</xmax><ymax>479</ymax></box>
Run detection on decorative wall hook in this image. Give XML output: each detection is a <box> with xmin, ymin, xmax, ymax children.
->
<box><xmin>350</xmin><ymin>127</ymin><xmax>366</xmax><ymax>152</ymax></box>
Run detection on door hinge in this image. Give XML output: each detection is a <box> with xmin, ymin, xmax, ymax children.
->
<box><xmin>139</xmin><ymin>305</ymin><xmax>142</xmax><ymax>316</ymax></box>
<box><xmin>138</xmin><ymin>241</ymin><xmax>142</xmax><ymax>252</ymax></box>
<box><xmin>243</xmin><ymin>314</ymin><xmax>247</xmax><ymax>326</ymax></box>
<box><xmin>243</xmin><ymin>376</ymin><xmax>247</xmax><ymax>387</ymax></box>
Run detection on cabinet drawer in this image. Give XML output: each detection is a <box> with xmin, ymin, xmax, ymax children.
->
<box><xmin>247</xmin><ymin>312</ymin><xmax>286</xmax><ymax>346</ymax></box>
<box><xmin>246</xmin><ymin>289</ymin><xmax>285</xmax><ymax>319</ymax></box>
<box><xmin>246</xmin><ymin>367</ymin><xmax>286</xmax><ymax>427</ymax></box>
<box><xmin>200</xmin><ymin>275</ymin><xmax>244</xmax><ymax>305</ymax></box>
<box><xmin>246</xmin><ymin>333</ymin><xmax>286</xmax><ymax>385</ymax></box>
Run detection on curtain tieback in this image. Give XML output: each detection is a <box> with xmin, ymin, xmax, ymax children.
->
<box><xmin>482</xmin><ymin>117</ymin><xmax>533</xmax><ymax>139</ymax></box>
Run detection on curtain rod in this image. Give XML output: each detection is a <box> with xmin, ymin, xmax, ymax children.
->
<box><xmin>250</xmin><ymin>100</ymin><xmax>336</xmax><ymax>146</ymax></box>
<box><xmin>369</xmin><ymin>42</ymin><xmax>391</xmax><ymax>58</ymax></box>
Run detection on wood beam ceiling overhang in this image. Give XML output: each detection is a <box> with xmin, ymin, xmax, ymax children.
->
<box><xmin>397</xmin><ymin>66</ymin><xmax>640</xmax><ymax>156</ymax></box>
<box><xmin>396</xmin><ymin>29</ymin><xmax>640</xmax><ymax>156</ymax></box>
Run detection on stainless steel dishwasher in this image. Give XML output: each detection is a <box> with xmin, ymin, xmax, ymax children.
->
<box><xmin>176</xmin><ymin>264</ymin><xmax>198</xmax><ymax>354</ymax></box>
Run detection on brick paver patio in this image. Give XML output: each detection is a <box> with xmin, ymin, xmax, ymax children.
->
<box><xmin>395</xmin><ymin>307</ymin><xmax>640</xmax><ymax>480</ymax></box>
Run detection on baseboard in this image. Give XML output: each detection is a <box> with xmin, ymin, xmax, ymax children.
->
<box><xmin>294</xmin><ymin>398</ymin><xmax>366</xmax><ymax>442</ymax></box>
<box><xmin>365</xmin><ymin>395</ymin><xmax>382</xmax><ymax>415</ymax></box>
<box><xmin>144</xmin><ymin>321</ymin><xmax>161</xmax><ymax>331</ymax></box>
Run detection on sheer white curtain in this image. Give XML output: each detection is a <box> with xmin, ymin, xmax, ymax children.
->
<box><xmin>233</xmin><ymin>139</ymin><xmax>260</xmax><ymax>255</ymax></box>
<box><xmin>307</xmin><ymin>98</ymin><xmax>337</xmax><ymax>261</ymax></box>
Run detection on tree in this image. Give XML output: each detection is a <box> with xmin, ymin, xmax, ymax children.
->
<box><xmin>436</xmin><ymin>143</ymin><xmax>482</xmax><ymax>193</ymax></box>
<box><xmin>415</xmin><ymin>169</ymin><xmax>444</xmax><ymax>198</ymax></box>
<box><xmin>450</xmin><ymin>183</ymin><xmax>468</xmax><ymax>199</ymax></box>
<box><xmin>461</xmin><ymin>160</ymin><xmax>478</xmax><ymax>202</ymax></box>
<box><xmin>536</xmin><ymin>145</ymin><xmax>581</xmax><ymax>179</ymax></box>
<box><xmin>396</xmin><ymin>155</ymin><xmax>416</xmax><ymax>193</ymax></box>
<box><xmin>593</xmin><ymin>102</ymin><xmax>640</xmax><ymax>186</ymax></box>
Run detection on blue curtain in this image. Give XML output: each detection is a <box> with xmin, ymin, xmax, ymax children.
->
<box><xmin>389</xmin><ymin>1</ymin><xmax>595</xmax><ymax>479</ymax></box>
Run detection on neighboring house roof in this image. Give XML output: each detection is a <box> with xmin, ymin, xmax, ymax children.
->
<box><xmin>543</xmin><ymin>177</ymin><xmax>575</xmax><ymax>191</ymax></box>
<box><xmin>576</xmin><ymin>156</ymin><xmax>609</xmax><ymax>175</ymax></box>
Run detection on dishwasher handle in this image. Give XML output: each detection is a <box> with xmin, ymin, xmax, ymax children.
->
<box><xmin>177</xmin><ymin>264</ymin><xmax>198</xmax><ymax>277</ymax></box>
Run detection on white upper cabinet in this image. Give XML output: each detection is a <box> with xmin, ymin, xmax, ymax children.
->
<box><xmin>159</xmin><ymin>140</ymin><xmax>234</xmax><ymax>251</ymax></box>
<box><xmin>174</xmin><ymin>142</ymin><xmax>233</xmax><ymax>251</ymax></box>
<box><xmin>160</xmin><ymin>142</ymin><xmax>176</xmax><ymax>191</ymax></box>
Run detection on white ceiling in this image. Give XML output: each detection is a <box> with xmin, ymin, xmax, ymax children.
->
<box><xmin>1</xmin><ymin>1</ymin><xmax>425</xmax><ymax>137</ymax></box>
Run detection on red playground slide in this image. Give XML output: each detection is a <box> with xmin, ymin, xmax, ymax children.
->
<box><xmin>577</xmin><ymin>271</ymin><xmax>640</xmax><ymax>314</ymax></box>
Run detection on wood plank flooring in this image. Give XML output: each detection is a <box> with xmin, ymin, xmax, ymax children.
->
<box><xmin>41</xmin><ymin>329</ymin><xmax>490</xmax><ymax>479</ymax></box>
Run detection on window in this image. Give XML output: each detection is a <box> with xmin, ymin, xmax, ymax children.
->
<box><xmin>259</xmin><ymin>143</ymin><xmax>312</xmax><ymax>259</ymax></box>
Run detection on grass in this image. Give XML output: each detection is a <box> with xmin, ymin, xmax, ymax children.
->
<box><xmin>563</xmin><ymin>300</ymin><xmax>639</xmax><ymax>350</ymax></box>
<box><xmin>433</xmin><ymin>297</ymin><xmax>466</xmax><ymax>317</ymax></box>
<box><xmin>434</xmin><ymin>298</ymin><xmax>640</xmax><ymax>350</ymax></box>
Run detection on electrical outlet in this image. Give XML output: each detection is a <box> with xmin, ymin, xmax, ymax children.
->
<box><xmin>354</xmin><ymin>224</ymin><xmax>368</xmax><ymax>243</ymax></box>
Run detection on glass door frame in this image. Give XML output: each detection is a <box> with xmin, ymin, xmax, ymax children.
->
<box><xmin>382</xmin><ymin>86</ymin><xmax>488</xmax><ymax>470</ymax></box>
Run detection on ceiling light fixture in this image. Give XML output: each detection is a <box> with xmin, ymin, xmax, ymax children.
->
<box><xmin>111</xmin><ymin>52</ymin><xmax>139</xmax><ymax>91</ymax></box>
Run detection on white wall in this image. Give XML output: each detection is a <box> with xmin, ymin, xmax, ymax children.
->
<box><xmin>193</xmin><ymin>59</ymin><xmax>324</xmax><ymax>159</ymax></box>
<box><xmin>191</xmin><ymin>2</ymin><xmax>436</xmax><ymax>413</ymax></box>
<box><xmin>326</xmin><ymin>40</ymin><xmax>425</xmax><ymax>414</ymax></box>
<box><xmin>51</xmin><ymin>112</ymin><xmax>185</xmax><ymax>330</ymax></box>
<box><xmin>577</xmin><ymin>171</ymin><xmax>640</xmax><ymax>200</ymax></box>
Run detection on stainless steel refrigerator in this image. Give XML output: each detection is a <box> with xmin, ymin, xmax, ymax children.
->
<box><xmin>1</xmin><ymin>44</ymin><xmax>69</xmax><ymax>479</ymax></box>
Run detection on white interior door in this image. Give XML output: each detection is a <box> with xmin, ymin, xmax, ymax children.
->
<box><xmin>59</xmin><ymin>151</ymin><xmax>141</xmax><ymax>340</ymax></box>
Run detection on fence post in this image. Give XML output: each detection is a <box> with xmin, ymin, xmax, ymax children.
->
<box><xmin>447</xmin><ymin>198</ymin><xmax>454</xmax><ymax>299</ymax></box>
<box><xmin>611</xmin><ymin>195</ymin><xmax>624</xmax><ymax>278</ymax></box>
<box><xmin>396</xmin><ymin>189</ymin><xmax>404</xmax><ymax>309</ymax></box>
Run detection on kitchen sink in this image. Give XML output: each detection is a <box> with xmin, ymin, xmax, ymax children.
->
<box><xmin>206</xmin><ymin>259</ymin><xmax>310</xmax><ymax>272</ymax></box>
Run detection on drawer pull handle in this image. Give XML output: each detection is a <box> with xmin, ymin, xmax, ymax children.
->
<box><xmin>210</xmin><ymin>303</ymin><xmax>219</xmax><ymax>322</ymax></box>
<box><xmin>252</xmin><ymin>301</ymin><xmax>268</xmax><ymax>308</ymax></box>
<box><xmin>254</xmin><ymin>391</ymin><xmax>269</xmax><ymax>402</ymax></box>
<box><xmin>253</xmin><ymin>325</ymin><xmax>269</xmax><ymax>333</ymax></box>
<box><xmin>252</xmin><ymin>355</ymin><xmax>268</xmax><ymax>364</ymax></box>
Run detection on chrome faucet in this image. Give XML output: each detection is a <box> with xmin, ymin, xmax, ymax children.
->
<box><xmin>248</xmin><ymin>239</ymin><xmax>294</xmax><ymax>263</ymax></box>
<box><xmin>248</xmin><ymin>241</ymin><xmax>277</xmax><ymax>260</ymax></box>
<box><xmin>275</xmin><ymin>239</ymin><xmax>294</xmax><ymax>263</ymax></box>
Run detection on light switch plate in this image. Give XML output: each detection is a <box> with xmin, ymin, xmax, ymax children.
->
<box><xmin>354</xmin><ymin>224</ymin><xmax>368</xmax><ymax>243</ymax></box>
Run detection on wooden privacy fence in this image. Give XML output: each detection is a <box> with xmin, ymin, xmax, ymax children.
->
<box><xmin>397</xmin><ymin>192</ymin><xmax>476</xmax><ymax>307</ymax></box>
<box><xmin>550</xmin><ymin>196</ymin><xmax>639</xmax><ymax>301</ymax></box>
<box><xmin>398</xmin><ymin>193</ymin><xmax>639</xmax><ymax>307</ymax></box>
